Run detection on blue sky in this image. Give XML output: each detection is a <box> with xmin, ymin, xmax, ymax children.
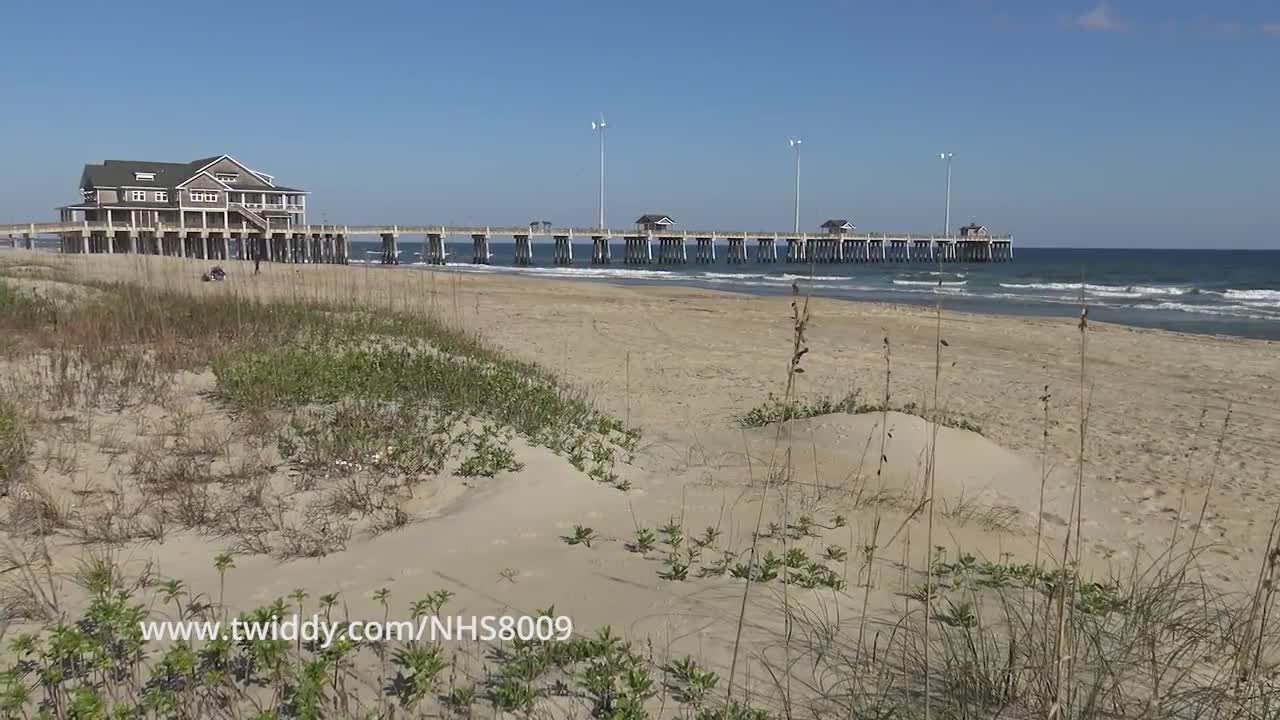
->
<box><xmin>0</xmin><ymin>0</ymin><xmax>1276</xmax><ymax>247</ymax></box>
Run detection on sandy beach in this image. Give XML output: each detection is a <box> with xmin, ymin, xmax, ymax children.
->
<box><xmin>3</xmin><ymin>249</ymin><xmax>1278</xmax><ymax>715</ymax></box>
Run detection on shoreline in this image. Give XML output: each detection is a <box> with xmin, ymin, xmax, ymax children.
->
<box><xmin>11</xmin><ymin>243</ymin><xmax>1280</xmax><ymax>340</ymax></box>
<box><xmin>11</xmin><ymin>243</ymin><xmax>1280</xmax><ymax>341</ymax></box>
<box><xmin>348</xmin><ymin>246</ymin><xmax>1280</xmax><ymax>342</ymax></box>
<box><xmin>351</xmin><ymin>254</ymin><xmax>1280</xmax><ymax>348</ymax></box>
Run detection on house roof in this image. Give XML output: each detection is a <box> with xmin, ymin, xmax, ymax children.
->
<box><xmin>961</xmin><ymin>222</ymin><xmax>986</xmax><ymax>230</ymax></box>
<box><xmin>82</xmin><ymin>160</ymin><xmax>196</xmax><ymax>190</ymax></box>
<box><xmin>80</xmin><ymin>156</ymin><xmax>303</xmax><ymax>193</ymax></box>
<box><xmin>821</xmin><ymin>219</ymin><xmax>855</xmax><ymax>229</ymax></box>
<box><xmin>635</xmin><ymin>214</ymin><xmax>674</xmax><ymax>224</ymax></box>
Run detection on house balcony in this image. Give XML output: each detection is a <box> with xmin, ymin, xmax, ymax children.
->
<box><xmin>241</xmin><ymin>202</ymin><xmax>304</xmax><ymax>212</ymax></box>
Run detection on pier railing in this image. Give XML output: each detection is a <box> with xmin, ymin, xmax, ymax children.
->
<box><xmin>1</xmin><ymin>220</ymin><xmax>1011</xmax><ymax>242</ymax></box>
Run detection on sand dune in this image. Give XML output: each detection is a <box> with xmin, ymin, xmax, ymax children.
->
<box><xmin>2</xmin><ymin>249</ymin><xmax>1277</xmax><ymax>715</ymax></box>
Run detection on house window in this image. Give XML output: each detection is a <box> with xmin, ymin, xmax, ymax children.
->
<box><xmin>82</xmin><ymin>189</ymin><xmax>96</xmax><ymax>203</ymax></box>
<box><xmin>215</xmin><ymin>173</ymin><xmax>238</xmax><ymax>184</ymax></box>
<box><xmin>134</xmin><ymin>172</ymin><xmax>155</xmax><ymax>181</ymax></box>
<box><xmin>189</xmin><ymin>190</ymin><xmax>219</xmax><ymax>203</ymax></box>
<box><xmin>155</xmin><ymin>191</ymin><xmax>168</xmax><ymax>202</ymax></box>
<box><xmin>130</xmin><ymin>190</ymin><xmax>147</xmax><ymax>202</ymax></box>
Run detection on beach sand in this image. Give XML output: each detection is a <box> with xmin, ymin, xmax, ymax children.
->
<box><xmin>3</xmin><ymin>249</ymin><xmax>1278</xmax><ymax>709</ymax></box>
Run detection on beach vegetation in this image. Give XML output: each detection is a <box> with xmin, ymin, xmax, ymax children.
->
<box><xmin>0</xmin><ymin>399</ymin><xmax>31</xmax><ymax>495</ymax></box>
<box><xmin>2</xmin><ymin>257</ymin><xmax>1278</xmax><ymax>719</ymax></box>
<box><xmin>626</xmin><ymin>527</ymin><xmax>657</xmax><ymax>554</ymax></box>
<box><xmin>564</xmin><ymin>525</ymin><xmax>598</xmax><ymax>547</ymax></box>
<box><xmin>739</xmin><ymin>389</ymin><xmax>983</xmax><ymax>434</ymax></box>
<box><xmin>457</xmin><ymin>425</ymin><xmax>524</xmax><ymax>477</ymax></box>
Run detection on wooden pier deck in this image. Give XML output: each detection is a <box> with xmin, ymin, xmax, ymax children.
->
<box><xmin>1</xmin><ymin>221</ymin><xmax>1013</xmax><ymax>265</ymax></box>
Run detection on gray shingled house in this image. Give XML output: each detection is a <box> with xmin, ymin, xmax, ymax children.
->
<box><xmin>59</xmin><ymin>155</ymin><xmax>308</xmax><ymax>231</ymax></box>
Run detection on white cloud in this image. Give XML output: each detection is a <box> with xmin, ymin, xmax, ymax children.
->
<box><xmin>1072</xmin><ymin>4</ymin><xmax>1131</xmax><ymax>32</ymax></box>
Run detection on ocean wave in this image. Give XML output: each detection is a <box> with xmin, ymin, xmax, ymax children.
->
<box><xmin>1085</xmin><ymin>289</ymin><xmax>1145</xmax><ymax>299</ymax></box>
<box><xmin>884</xmin><ymin>285</ymin><xmax>970</xmax><ymax>296</ymax></box>
<box><xmin>908</xmin><ymin>271</ymin><xmax>968</xmax><ymax>278</ymax></box>
<box><xmin>1134</xmin><ymin>302</ymin><xmax>1279</xmax><ymax>320</ymax></box>
<box><xmin>1132</xmin><ymin>285</ymin><xmax>1194</xmax><ymax>296</ymax></box>
<box><xmin>892</xmin><ymin>279</ymin><xmax>968</xmax><ymax>287</ymax></box>
<box><xmin>420</xmin><ymin>264</ymin><xmax>680</xmax><ymax>281</ymax></box>
<box><xmin>699</xmin><ymin>272</ymin><xmax>770</xmax><ymax>280</ymax></box>
<box><xmin>1222</xmin><ymin>289</ymin><xmax>1280</xmax><ymax>303</ymax></box>
<box><xmin>701</xmin><ymin>278</ymin><xmax>791</xmax><ymax>288</ymax></box>
<box><xmin>999</xmin><ymin>282</ymin><xmax>1191</xmax><ymax>296</ymax></box>
<box><xmin>523</xmin><ymin>267</ymin><xmax>676</xmax><ymax>280</ymax></box>
<box><xmin>781</xmin><ymin>273</ymin><xmax>850</xmax><ymax>282</ymax></box>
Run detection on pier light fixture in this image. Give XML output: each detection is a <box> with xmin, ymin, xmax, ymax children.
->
<box><xmin>592</xmin><ymin>114</ymin><xmax>607</xmax><ymax>230</ymax></box>
<box><xmin>940</xmin><ymin>152</ymin><xmax>954</xmax><ymax>238</ymax></box>
<box><xmin>789</xmin><ymin>138</ymin><xmax>802</xmax><ymax>233</ymax></box>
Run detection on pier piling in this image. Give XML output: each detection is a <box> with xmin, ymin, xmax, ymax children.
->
<box><xmin>591</xmin><ymin>236</ymin><xmax>610</xmax><ymax>265</ymax></box>
<box><xmin>695</xmin><ymin>237</ymin><xmax>715</xmax><ymax>263</ymax></box>
<box><xmin>471</xmin><ymin>233</ymin><xmax>490</xmax><ymax>264</ymax></box>
<box><xmin>426</xmin><ymin>233</ymin><xmax>446</xmax><ymax>264</ymax></box>
<box><xmin>379</xmin><ymin>231</ymin><xmax>399</xmax><ymax>265</ymax></box>
<box><xmin>553</xmin><ymin>235</ymin><xmax>573</xmax><ymax>265</ymax></box>
<box><xmin>513</xmin><ymin>234</ymin><xmax>532</xmax><ymax>265</ymax></box>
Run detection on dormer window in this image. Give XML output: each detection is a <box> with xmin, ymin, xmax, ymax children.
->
<box><xmin>134</xmin><ymin>172</ymin><xmax>155</xmax><ymax>181</ymax></box>
<box><xmin>215</xmin><ymin>173</ymin><xmax>238</xmax><ymax>184</ymax></box>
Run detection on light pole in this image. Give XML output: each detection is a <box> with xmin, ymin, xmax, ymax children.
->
<box><xmin>940</xmin><ymin>152</ymin><xmax>954</xmax><ymax>237</ymax></box>
<box><xmin>789</xmin><ymin>138</ymin><xmax>802</xmax><ymax>233</ymax></box>
<box><xmin>592</xmin><ymin>114</ymin><xmax>607</xmax><ymax>229</ymax></box>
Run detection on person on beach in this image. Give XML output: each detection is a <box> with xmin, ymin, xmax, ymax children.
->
<box><xmin>254</xmin><ymin>249</ymin><xmax>261</xmax><ymax>275</ymax></box>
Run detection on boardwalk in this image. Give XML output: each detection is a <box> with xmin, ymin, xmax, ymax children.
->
<box><xmin>1</xmin><ymin>221</ymin><xmax>1013</xmax><ymax>265</ymax></box>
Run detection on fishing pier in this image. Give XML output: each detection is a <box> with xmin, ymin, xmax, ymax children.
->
<box><xmin>1</xmin><ymin>218</ymin><xmax>1013</xmax><ymax>266</ymax></box>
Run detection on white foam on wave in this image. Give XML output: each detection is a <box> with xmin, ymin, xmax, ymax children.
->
<box><xmin>885</xmin><ymin>285</ymin><xmax>970</xmax><ymax>296</ymax></box>
<box><xmin>1085</xmin><ymin>289</ymin><xmax>1145</xmax><ymax>299</ymax></box>
<box><xmin>1134</xmin><ymin>301</ymin><xmax>1279</xmax><ymax>320</ymax></box>
<box><xmin>999</xmin><ymin>282</ymin><xmax>1191</xmax><ymax>296</ymax></box>
<box><xmin>700</xmin><ymin>277</ymin><xmax>789</xmax><ymax>288</ymax></box>
<box><xmin>700</xmin><ymin>272</ymin><xmax>770</xmax><ymax>280</ymax></box>
<box><xmin>782</xmin><ymin>273</ymin><xmax>850</xmax><ymax>282</ymax></box>
<box><xmin>419</xmin><ymin>263</ymin><xmax>679</xmax><ymax>281</ymax></box>
<box><xmin>1222</xmin><ymin>289</ymin><xmax>1280</xmax><ymax>304</ymax></box>
<box><xmin>892</xmin><ymin>279</ymin><xmax>968</xmax><ymax>287</ymax></box>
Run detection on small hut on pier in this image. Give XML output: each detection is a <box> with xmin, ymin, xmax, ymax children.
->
<box><xmin>820</xmin><ymin>219</ymin><xmax>856</xmax><ymax>236</ymax></box>
<box><xmin>959</xmin><ymin>223</ymin><xmax>989</xmax><ymax>238</ymax></box>
<box><xmin>635</xmin><ymin>214</ymin><xmax>675</xmax><ymax>233</ymax></box>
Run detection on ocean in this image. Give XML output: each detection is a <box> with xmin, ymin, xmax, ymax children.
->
<box><xmin>21</xmin><ymin>237</ymin><xmax>1276</xmax><ymax>340</ymax></box>
<box><xmin>346</xmin><ymin>242</ymin><xmax>1280</xmax><ymax>341</ymax></box>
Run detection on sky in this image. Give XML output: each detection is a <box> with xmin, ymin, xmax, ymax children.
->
<box><xmin>0</xmin><ymin>0</ymin><xmax>1276</xmax><ymax>248</ymax></box>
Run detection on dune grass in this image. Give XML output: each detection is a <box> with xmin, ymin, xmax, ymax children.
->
<box><xmin>0</xmin><ymin>258</ymin><xmax>1276</xmax><ymax>718</ymax></box>
<box><xmin>0</xmin><ymin>399</ymin><xmax>30</xmax><ymax>496</ymax></box>
<box><xmin>740</xmin><ymin>390</ymin><xmax>983</xmax><ymax>434</ymax></box>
